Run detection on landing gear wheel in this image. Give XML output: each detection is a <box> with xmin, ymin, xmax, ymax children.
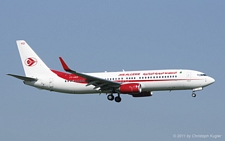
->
<box><xmin>192</xmin><ymin>93</ymin><xmax>196</xmax><ymax>97</ymax></box>
<box><xmin>115</xmin><ymin>96</ymin><xmax>122</xmax><ymax>103</ymax></box>
<box><xmin>107</xmin><ymin>94</ymin><xmax>114</xmax><ymax>101</ymax></box>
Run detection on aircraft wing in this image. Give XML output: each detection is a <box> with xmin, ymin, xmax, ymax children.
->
<box><xmin>59</xmin><ymin>57</ymin><xmax>121</xmax><ymax>92</ymax></box>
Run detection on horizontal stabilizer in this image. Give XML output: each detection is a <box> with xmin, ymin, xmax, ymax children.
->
<box><xmin>7</xmin><ymin>74</ymin><xmax>37</xmax><ymax>81</ymax></box>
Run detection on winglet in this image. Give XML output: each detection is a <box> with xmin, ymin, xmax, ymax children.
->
<box><xmin>59</xmin><ymin>57</ymin><xmax>71</xmax><ymax>72</ymax></box>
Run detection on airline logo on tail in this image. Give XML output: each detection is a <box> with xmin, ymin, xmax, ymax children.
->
<box><xmin>25</xmin><ymin>57</ymin><xmax>37</xmax><ymax>67</ymax></box>
<box><xmin>21</xmin><ymin>42</ymin><xmax>25</xmax><ymax>45</ymax></box>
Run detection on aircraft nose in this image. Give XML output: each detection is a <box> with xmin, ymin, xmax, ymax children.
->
<box><xmin>208</xmin><ymin>77</ymin><xmax>215</xmax><ymax>85</ymax></box>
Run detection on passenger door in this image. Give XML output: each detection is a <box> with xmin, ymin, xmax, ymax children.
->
<box><xmin>186</xmin><ymin>72</ymin><xmax>191</xmax><ymax>82</ymax></box>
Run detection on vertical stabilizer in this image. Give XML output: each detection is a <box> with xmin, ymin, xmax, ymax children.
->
<box><xmin>16</xmin><ymin>40</ymin><xmax>53</xmax><ymax>77</ymax></box>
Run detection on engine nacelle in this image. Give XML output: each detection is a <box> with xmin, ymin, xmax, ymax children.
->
<box><xmin>119</xmin><ymin>83</ymin><xmax>142</xmax><ymax>94</ymax></box>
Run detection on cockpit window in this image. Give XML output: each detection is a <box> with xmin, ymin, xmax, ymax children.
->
<box><xmin>197</xmin><ymin>74</ymin><xmax>207</xmax><ymax>76</ymax></box>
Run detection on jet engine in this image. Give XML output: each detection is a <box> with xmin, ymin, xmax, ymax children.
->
<box><xmin>119</xmin><ymin>83</ymin><xmax>141</xmax><ymax>94</ymax></box>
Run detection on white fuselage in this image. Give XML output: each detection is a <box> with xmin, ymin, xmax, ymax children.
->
<box><xmin>24</xmin><ymin>69</ymin><xmax>215</xmax><ymax>94</ymax></box>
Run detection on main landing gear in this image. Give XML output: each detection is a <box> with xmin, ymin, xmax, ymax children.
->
<box><xmin>107</xmin><ymin>94</ymin><xmax>114</xmax><ymax>101</ymax></box>
<box><xmin>107</xmin><ymin>94</ymin><xmax>121</xmax><ymax>103</ymax></box>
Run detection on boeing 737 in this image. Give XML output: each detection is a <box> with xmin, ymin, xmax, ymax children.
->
<box><xmin>8</xmin><ymin>40</ymin><xmax>215</xmax><ymax>102</ymax></box>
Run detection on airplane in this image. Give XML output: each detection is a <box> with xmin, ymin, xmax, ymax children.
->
<box><xmin>8</xmin><ymin>40</ymin><xmax>215</xmax><ymax>103</ymax></box>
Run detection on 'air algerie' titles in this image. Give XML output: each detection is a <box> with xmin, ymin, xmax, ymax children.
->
<box><xmin>118</xmin><ymin>71</ymin><xmax>177</xmax><ymax>76</ymax></box>
<box><xmin>118</xmin><ymin>73</ymin><xmax>140</xmax><ymax>76</ymax></box>
<box><xmin>143</xmin><ymin>71</ymin><xmax>177</xmax><ymax>75</ymax></box>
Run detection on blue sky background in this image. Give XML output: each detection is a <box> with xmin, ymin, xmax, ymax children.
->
<box><xmin>1</xmin><ymin>1</ymin><xmax>224</xmax><ymax>140</ymax></box>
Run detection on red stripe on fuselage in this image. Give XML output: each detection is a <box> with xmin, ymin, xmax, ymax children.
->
<box><xmin>51</xmin><ymin>70</ymin><xmax>87</xmax><ymax>84</ymax></box>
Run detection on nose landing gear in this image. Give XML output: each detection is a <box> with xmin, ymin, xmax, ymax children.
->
<box><xmin>191</xmin><ymin>87</ymin><xmax>203</xmax><ymax>98</ymax></box>
<box><xmin>192</xmin><ymin>93</ymin><xmax>196</xmax><ymax>97</ymax></box>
